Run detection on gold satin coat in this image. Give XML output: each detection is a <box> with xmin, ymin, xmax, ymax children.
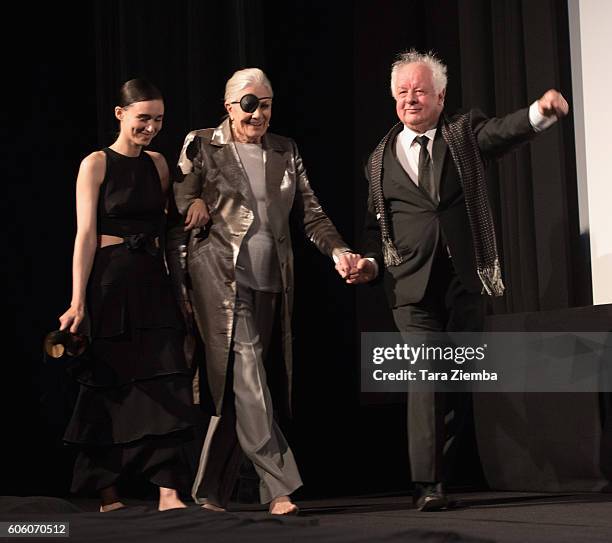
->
<box><xmin>174</xmin><ymin>118</ymin><xmax>350</xmax><ymax>415</ymax></box>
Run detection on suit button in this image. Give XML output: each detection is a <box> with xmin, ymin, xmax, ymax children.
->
<box><xmin>278</xmin><ymin>235</ymin><xmax>286</xmax><ymax>243</ymax></box>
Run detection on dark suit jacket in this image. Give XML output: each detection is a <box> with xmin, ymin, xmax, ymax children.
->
<box><xmin>363</xmin><ymin>108</ymin><xmax>537</xmax><ymax>308</ymax></box>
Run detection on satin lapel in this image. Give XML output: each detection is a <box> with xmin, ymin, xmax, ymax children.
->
<box><xmin>211</xmin><ymin>142</ymin><xmax>250</xmax><ymax>199</ymax></box>
<box><xmin>432</xmin><ymin>130</ymin><xmax>447</xmax><ymax>203</ymax></box>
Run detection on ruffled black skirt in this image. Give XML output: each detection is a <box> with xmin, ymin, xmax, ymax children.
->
<box><xmin>63</xmin><ymin>244</ymin><xmax>194</xmax><ymax>494</ymax></box>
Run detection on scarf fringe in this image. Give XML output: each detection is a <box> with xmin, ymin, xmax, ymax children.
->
<box><xmin>383</xmin><ymin>238</ymin><xmax>403</xmax><ymax>267</ymax></box>
<box><xmin>477</xmin><ymin>260</ymin><xmax>505</xmax><ymax>297</ymax></box>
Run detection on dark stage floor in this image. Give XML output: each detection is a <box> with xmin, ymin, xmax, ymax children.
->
<box><xmin>1</xmin><ymin>491</ymin><xmax>611</xmax><ymax>542</ymax></box>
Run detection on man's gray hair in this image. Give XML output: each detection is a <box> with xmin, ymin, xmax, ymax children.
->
<box><xmin>224</xmin><ymin>67</ymin><xmax>274</xmax><ymax>103</ymax></box>
<box><xmin>390</xmin><ymin>49</ymin><xmax>448</xmax><ymax>98</ymax></box>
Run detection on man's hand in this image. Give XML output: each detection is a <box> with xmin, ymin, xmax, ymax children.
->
<box><xmin>537</xmin><ymin>90</ymin><xmax>569</xmax><ymax>119</ymax></box>
<box><xmin>184</xmin><ymin>198</ymin><xmax>210</xmax><ymax>230</ymax></box>
<box><xmin>345</xmin><ymin>258</ymin><xmax>377</xmax><ymax>285</ymax></box>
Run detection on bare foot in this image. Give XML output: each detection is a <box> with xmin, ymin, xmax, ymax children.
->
<box><xmin>99</xmin><ymin>485</ymin><xmax>123</xmax><ymax>512</ymax></box>
<box><xmin>158</xmin><ymin>487</ymin><xmax>188</xmax><ymax>511</ymax></box>
<box><xmin>201</xmin><ymin>501</ymin><xmax>226</xmax><ymax>512</ymax></box>
<box><xmin>99</xmin><ymin>502</ymin><xmax>126</xmax><ymax>513</ymax></box>
<box><xmin>269</xmin><ymin>496</ymin><xmax>299</xmax><ymax>515</ymax></box>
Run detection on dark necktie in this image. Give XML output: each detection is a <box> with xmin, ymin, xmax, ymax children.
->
<box><xmin>415</xmin><ymin>135</ymin><xmax>436</xmax><ymax>203</ymax></box>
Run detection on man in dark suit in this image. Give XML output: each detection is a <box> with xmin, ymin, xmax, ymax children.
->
<box><xmin>345</xmin><ymin>50</ymin><xmax>568</xmax><ymax>510</ymax></box>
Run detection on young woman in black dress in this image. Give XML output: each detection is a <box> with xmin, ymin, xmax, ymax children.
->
<box><xmin>59</xmin><ymin>79</ymin><xmax>195</xmax><ymax>512</ymax></box>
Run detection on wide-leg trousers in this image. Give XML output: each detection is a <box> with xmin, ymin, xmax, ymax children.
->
<box><xmin>192</xmin><ymin>284</ymin><xmax>303</xmax><ymax>506</ymax></box>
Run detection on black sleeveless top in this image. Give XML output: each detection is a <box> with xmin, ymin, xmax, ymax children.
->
<box><xmin>98</xmin><ymin>147</ymin><xmax>165</xmax><ymax>237</ymax></box>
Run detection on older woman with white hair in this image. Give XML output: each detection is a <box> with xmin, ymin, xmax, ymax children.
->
<box><xmin>173</xmin><ymin>68</ymin><xmax>358</xmax><ymax>514</ymax></box>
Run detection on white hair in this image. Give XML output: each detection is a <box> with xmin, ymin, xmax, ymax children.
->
<box><xmin>390</xmin><ymin>49</ymin><xmax>447</xmax><ymax>98</ymax></box>
<box><xmin>224</xmin><ymin>68</ymin><xmax>274</xmax><ymax>103</ymax></box>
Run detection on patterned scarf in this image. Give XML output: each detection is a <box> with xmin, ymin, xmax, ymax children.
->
<box><xmin>368</xmin><ymin>112</ymin><xmax>505</xmax><ymax>296</ymax></box>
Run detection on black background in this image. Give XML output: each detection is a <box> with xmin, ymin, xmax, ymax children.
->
<box><xmin>7</xmin><ymin>0</ymin><xmax>587</xmax><ymax>499</ymax></box>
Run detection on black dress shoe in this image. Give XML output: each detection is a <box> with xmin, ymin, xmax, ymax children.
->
<box><xmin>414</xmin><ymin>483</ymin><xmax>449</xmax><ymax>512</ymax></box>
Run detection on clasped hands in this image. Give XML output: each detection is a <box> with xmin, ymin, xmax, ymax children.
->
<box><xmin>335</xmin><ymin>253</ymin><xmax>377</xmax><ymax>285</ymax></box>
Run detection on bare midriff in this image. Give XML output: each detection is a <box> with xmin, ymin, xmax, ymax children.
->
<box><xmin>98</xmin><ymin>234</ymin><xmax>125</xmax><ymax>248</ymax></box>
